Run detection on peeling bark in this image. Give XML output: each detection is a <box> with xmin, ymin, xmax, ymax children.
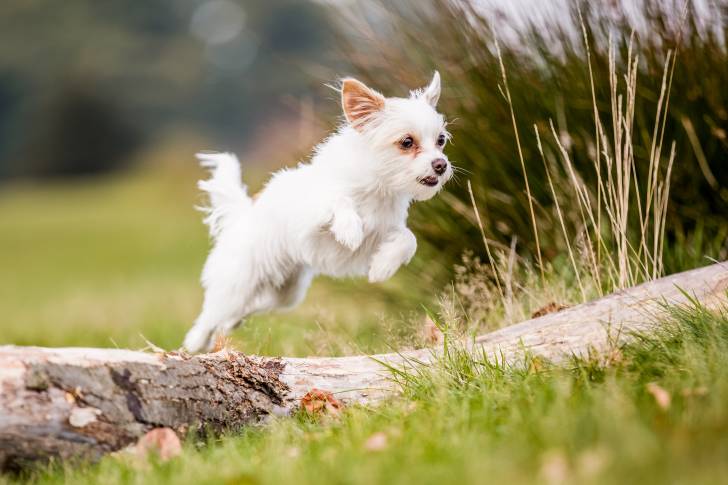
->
<box><xmin>1</xmin><ymin>262</ymin><xmax>726</xmax><ymax>470</ymax></box>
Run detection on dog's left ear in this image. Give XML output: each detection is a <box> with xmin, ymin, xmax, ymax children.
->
<box><xmin>341</xmin><ymin>78</ymin><xmax>386</xmax><ymax>129</ymax></box>
<box><xmin>421</xmin><ymin>71</ymin><xmax>441</xmax><ymax>108</ymax></box>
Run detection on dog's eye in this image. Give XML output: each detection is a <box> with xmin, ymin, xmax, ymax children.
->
<box><xmin>400</xmin><ymin>136</ymin><xmax>414</xmax><ymax>150</ymax></box>
<box><xmin>437</xmin><ymin>134</ymin><xmax>447</xmax><ymax>147</ymax></box>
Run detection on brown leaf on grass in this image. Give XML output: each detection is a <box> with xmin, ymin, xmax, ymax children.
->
<box><xmin>646</xmin><ymin>382</ymin><xmax>671</xmax><ymax>410</ymax></box>
<box><xmin>422</xmin><ymin>316</ymin><xmax>444</xmax><ymax>345</ymax></box>
<box><xmin>531</xmin><ymin>302</ymin><xmax>569</xmax><ymax>319</ymax></box>
<box><xmin>300</xmin><ymin>389</ymin><xmax>343</xmax><ymax>416</ymax></box>
<box><xmin>364</xmin><ymin>432</ymin><xmax>388</xmax><ymax>452</ymax></box>
<box><xmin>134</xmin><ymin>428</ymin><xmax>182</xmax><ymax>461</ymax></box>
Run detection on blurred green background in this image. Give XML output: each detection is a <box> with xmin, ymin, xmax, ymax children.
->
<box><xmin>0</xmin><ymin>0</ymin><xmax>726</xmax><ymax>355</ymax></box>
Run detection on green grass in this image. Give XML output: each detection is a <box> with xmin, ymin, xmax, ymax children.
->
<box><xmin>11</xmin><ymin>300</ymin><xmax>728</xmax><ymax>484</ymax></box>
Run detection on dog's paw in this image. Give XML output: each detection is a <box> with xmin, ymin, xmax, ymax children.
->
<box><xmin>331</xmin><ymin>210</ymin><xmax>364</xmax><ymax>251</ymax></box>
<box><xmin>182</xmin><ymin>325</ymin><xmax>215</xmax><ymax>354</ymax></box>
<box><xmin>368</xmin><ymin>258</ymin><xmax>399</xmax><ymax>283</ymax></box>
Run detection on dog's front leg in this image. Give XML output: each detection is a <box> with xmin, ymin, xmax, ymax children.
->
<box><xmin>330</xmin><ymin>197</ymin><xmax>364</xmax><ymax>251</ymax></box>
<box><xmin>368</xmin><ymin>228</ymin><xmax>417</xmax><ymax>282</ymax></box>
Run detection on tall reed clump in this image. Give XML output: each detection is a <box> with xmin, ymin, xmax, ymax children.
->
<box><xmin>531</xmin><ymin>32</ymin><xmax>676</xmax><ymax>295</ymax></box>
<box><xmin>328</xmin><ymin>0</ymin><xmax>728</xmax><ymax>291</ymax></box>
<box><xmin>450</xmin><ymin>32</ymin><xmax>676</xmax><ymax>327</ymax></box>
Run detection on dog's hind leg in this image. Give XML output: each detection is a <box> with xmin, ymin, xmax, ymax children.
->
<box><xmin>218</xmin><ymin>266</ymin><xmax>314</xmax><ymax>336</ymax></box>
<box><xmin>275</xmin><ymin>266</ymin><xmax>315</xmax><ymax>311</ymax></box>
<box><xmin>183</xmin><ymin>285</ymin><xmax>248</xmax><ymax>353</ymax></box>
<box><xmin>183</xmin><ymin>263</ymin><xmax>314</xmax><ymax>353</ymax></box>
<box><xmin>184</xmin><ymin>234</ymin><xmax>260</xmax><ymax>352</ymax></box>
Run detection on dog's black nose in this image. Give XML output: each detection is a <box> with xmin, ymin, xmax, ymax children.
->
<box><xmin>432</xmin><ymin>158</ymin><xmax>448</xmax><ymax>175</ymax></box>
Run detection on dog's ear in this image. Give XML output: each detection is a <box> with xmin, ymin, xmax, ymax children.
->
<box><xmin>421</xmin><ymin>71</ymin><xmax>441</xmax><ymax>108</ymax></box>
<box><xmin>341</xmin><ymin>78</ymin><xmax>385</xmax><ymax>129</ymax></box>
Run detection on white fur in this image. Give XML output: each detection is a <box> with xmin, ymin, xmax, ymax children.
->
<box><xmin>183</xmin><ymin>72</ymin><xmax>453</xmax><ymax>353</ymax></box>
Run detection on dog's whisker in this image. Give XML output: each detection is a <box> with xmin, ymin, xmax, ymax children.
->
<box><xmin>451</xmin><ymin>165</ymin><xmax>471</xmax><ymax>175</ymax></box>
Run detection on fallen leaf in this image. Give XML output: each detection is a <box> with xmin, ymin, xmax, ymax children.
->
<box><xmin>134</xmin><ymin>428</ymin><xmax>182</xmax><ymax>461</ymax></box>
<box><xmin>300</xmin><ymin>389</ymin><xmax>343</xmax><ymax>416</ymax></box>
<box><xmin>364</xmin><ymin>432</ymin><xmax>388</xmax><ymax>451</ymax></box>
<box><xmin>531</xmin><ymin>302</ymin><xmax>569</xmax><ymax>319</ymax></box>
<box><xmin>646</xmin><ymin>382</ymin><xmax>671</xmax><ymax>410</ymax></box>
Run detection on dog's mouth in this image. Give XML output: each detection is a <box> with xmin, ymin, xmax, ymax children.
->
<box><xmin>418</xmin><ymin>175</ymin><xmax>439</xmax><ymax>187</ymax></box>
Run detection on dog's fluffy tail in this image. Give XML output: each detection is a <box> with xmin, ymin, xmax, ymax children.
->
<box><xmin>196</xmin><ymin>152</ymin><xmax>252</xmax><ymax>239</ymax></box>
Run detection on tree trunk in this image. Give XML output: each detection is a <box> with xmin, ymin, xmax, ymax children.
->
<box><xmin>1</xmin><ymin>262</ymin><xmax>726</xmax><ymax>470</ymax></box>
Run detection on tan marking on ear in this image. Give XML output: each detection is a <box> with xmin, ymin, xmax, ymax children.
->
<box><xmin>341</xmin><ymin>78</ymin><xmax>385</xmax><ymax>130</ymax></box>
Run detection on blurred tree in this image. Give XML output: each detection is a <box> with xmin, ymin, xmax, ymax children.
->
<box><xmin>0</xmin><ymin>0</ymin><xmax>343</xmax><ymax>179</ymax></box>
<box><xmin>20</xmin><ymin>82</ymin><xmax>141</xmax><ymax>177</ymax></box>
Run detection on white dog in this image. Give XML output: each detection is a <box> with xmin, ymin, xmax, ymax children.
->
<box><xmin>183</xmin><ymin>72</ymin><xmax>453</xmax><ymax>353</ymax></box>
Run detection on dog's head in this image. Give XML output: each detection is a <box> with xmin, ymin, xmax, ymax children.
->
<box><xmin>341</xmin><ymin>72</ymin><xmax>452</xmax><ymax>201</ymax></box>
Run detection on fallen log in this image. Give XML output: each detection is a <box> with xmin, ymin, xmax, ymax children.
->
<box><xmin>1</xmin><ymin>262</ymin><xmax>726</xmax><ymax>470</ymax></box>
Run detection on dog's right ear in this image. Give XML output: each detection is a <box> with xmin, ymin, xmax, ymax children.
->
<box><xmin>341</xmin><ymin>78</ymin><xmax>385</xmax><ymax>129</ymax></box>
